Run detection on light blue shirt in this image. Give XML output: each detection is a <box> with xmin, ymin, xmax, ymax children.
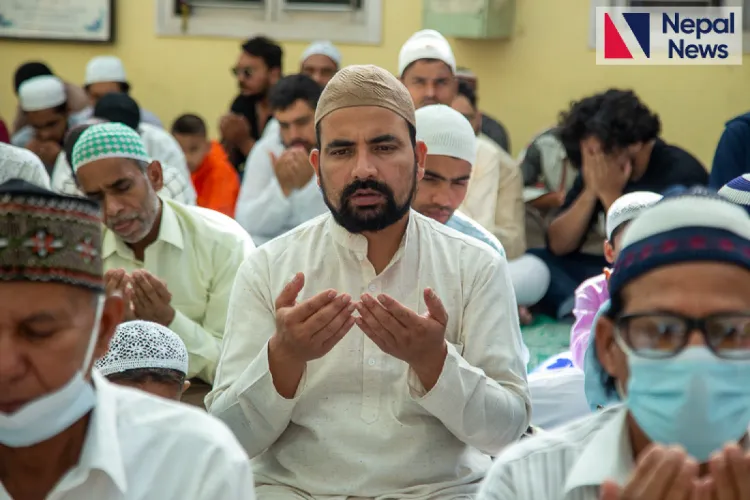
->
<box><xmin>446</xmin><ymin>210</ymin><xmax>506</xmax><ymax>259</ymax></box>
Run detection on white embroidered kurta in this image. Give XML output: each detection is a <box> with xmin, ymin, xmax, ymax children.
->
<box><xmin>0</xmin><ymin>372</ymin><xmax>255</xmax><ymax>500</ymax></box>
<box><xmin>207</xmin><ymin>210</ymin><xmax>531</xmax><ymax>499</ymax></box>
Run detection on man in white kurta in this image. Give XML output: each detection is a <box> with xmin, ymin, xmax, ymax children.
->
<box><xmin>208</xmin><ymin>64</ymin><xmax>530</xmax><ymax>499</ymax></box>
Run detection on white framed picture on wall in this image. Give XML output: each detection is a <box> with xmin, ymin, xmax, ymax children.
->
<box><xmin>0</xmin><ymin>0</ymin><xmax>115</xmax><ymax>44</ymax></box>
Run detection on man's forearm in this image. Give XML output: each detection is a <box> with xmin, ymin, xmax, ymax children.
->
<box><xmin>547</xmin><ymin>189</ymin><xmax>599</xmax><ymax>255</ymax></box>
<box><xmin>268</xmin><ymin>336</ymin><xmax>306</xmax><ymax>399</ymax></box>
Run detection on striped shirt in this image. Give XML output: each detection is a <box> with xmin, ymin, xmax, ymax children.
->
<box><xmin>478</xmin><ymin>406</ymin><xmax>634</xmax><ymax>500</ymax></box>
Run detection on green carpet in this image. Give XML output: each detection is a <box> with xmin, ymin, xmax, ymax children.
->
<box><xmin>521</xmin><ymin>315</ymin><xmax>573</xmax><ymax>371</ymax></box>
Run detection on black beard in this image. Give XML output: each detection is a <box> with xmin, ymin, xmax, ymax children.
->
<box><xmin>320</xmin><ymin>166</ymin><xmax>416</xmax><ymax>234</ymax></box>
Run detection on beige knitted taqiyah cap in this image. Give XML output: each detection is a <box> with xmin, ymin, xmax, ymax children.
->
<box><xmin>314</xmin><ymin>64</ymin><xmax>416</xmax><ymax>128</ymax></box>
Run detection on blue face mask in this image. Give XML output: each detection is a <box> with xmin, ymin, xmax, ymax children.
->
<box><xmin>0</xmin><ymin>296</ymin><xmax>104</xmax><ymax>448</ymax></box>
<box><xmin>626</xmin><ymin>346</ymin><xmax>750</xmax><ymax>462</ymax></box>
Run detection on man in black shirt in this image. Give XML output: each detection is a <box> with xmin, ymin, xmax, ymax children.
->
<box><xmin>528</xmin><ymin>89</ymin><xmax>708</xmax><ymax>318</ymax></box>
<box><xmin>220</xmin><ymin>36</ymin><xmax>283</xmax><ymax>177</ymax></box>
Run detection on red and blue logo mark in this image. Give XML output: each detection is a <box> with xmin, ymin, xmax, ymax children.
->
<box><xmin>603</xmin><ymin>12</ymin><xmax>650</xmax><ymax>59</ymax></box>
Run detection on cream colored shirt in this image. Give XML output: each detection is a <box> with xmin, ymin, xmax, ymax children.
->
<box><xmin>460</xmin><ymin>134</ymin><xmax>526</xmax><ymax>261</ymax></box>
<box><xmin>102</xmin><ymin>198</ymin><xmax>255</xmax><ymax>383</ymax></box>
<box><xmin>0</xmin><ymin>372</ymin><xmax>256</xmax><ymax>500</ymax></box>
<box><xmin>207</xmin><ymin>211</ymin><xmax>531</xmax><ymax>499</ymax></box>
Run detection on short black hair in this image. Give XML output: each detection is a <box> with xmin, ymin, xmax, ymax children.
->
<box><xmin>241</xmin><ymin>36</ymin><xmax>283</xmax><ymax>72</ymax></box>
<box><xmin>63</xmin><ymin>123</ymin><xmax>93</xmax><ymax>169</ymax></box>
<box><xmin>107</xmin><ymin>367</ymin><xmax>186</xmax><ymax>389</ymax></box>
<box><xmin>456</xmin><ymin>80</ymin><xmax>477</xmax><ymax>109</ymax></box>
<box><xmin>316</xmin><ymin>121</ymin><xmax>418</xmax><ymax>152</ymax></box>
<box><xmin>14</xmin><ymin>62</ymin><xmax>53</xmax><ymax>94</ymax></box>
<box><xmin>269</xmin><ymin>74</ymin><xmax>322</xmax><ymax>113</ymax></box>
<box><xmin>94</xmin><ymin>92</ymin><xmax>141</xmax><ymax>131</ymax></box>
<box><xmin>171</xmin><ymin>113</ymin><xmax>207</xmax><ymax>136</ymax></box>
<box><xmin>558</xmin><ymin>89</ymin><xmax>661</xmax><ymax>169</ymax></box>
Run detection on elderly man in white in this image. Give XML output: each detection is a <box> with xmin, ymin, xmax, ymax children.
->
<box><xmin>0</xmin><ymin>179</ymin><xmax>255</xmax><ymax>500</ymax></box>
<box><xmin>208</xmin><ymin>65</ymin><xmax>530</xmax><ymax>500</ymax></box>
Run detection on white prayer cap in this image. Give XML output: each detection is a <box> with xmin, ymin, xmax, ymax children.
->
<box><xmin>18</xmin><ymin>75</ymin><xmax>66</xmax><ymax>112</ymax></box>
<box><xmin>85</xmin><ymin>55</ymin><xmax>127</xmax><ymax>85</ymax></box>
<box><xmin>301</xmin><ymin>41</ymin><xmax>342</xmax><ymax>66</ymax></box>
<box><xmin>416</xmin><ymin>104</ymin><xmax>476</xmax><ymax>165</ymax></box>
<box><xmin>0</xmin><ymin>143</ymin><xmax>51</xmax><ymax>189</ymax></box>
<box><xmin>95</xmin><ymin>320</ymin><xmax>189</xmax><ymax>377</ymax></box>
<box><xmin>605</xmin><ymin>191</ymin><xmax>663</xmax><ymax>240</ymax></box>
<box><xmin>398</xmin><ymin>29</ymin><xmax>456</xmax><ymax>77</ymax></box>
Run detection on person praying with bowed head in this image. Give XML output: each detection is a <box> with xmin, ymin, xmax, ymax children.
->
<box><xmin>0</xmin><ymin>180</ymin><xmax>255</xmax><ymax>500</ymax></box>
<box><xmin>208</xmin><ymin>64</ymin><xmax>530</xmax><ymax>500</ymax></box>
<box><xmin>479</xmin><ymin>188</ymin><xmax>750</xmax><ymax>500</ymax></box>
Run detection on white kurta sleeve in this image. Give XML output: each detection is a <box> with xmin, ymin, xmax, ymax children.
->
<box><xmin>193</xmin><ymin>427</ymin><xmax>258</xmax><ymax>499</ymax></box>
<box><xmin>235</xmin><ymin>139</ymin><xmax>294</xmax><ymax>242</ymax></box>
<box><xmin>407</xmin><ymin>255</ymin><xmax>531</xmax><ymax>456</ymax></box>
<box><xmin>206</xmin><ymin>253</ymin><xmax>302</xmax><ymax>457</ymax></box>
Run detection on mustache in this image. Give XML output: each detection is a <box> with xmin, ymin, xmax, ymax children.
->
<box><xmin>423</xmin><ymin>204</ymin><xmax>452</xmax><ymax>213</ymax></box>
<box><xmin>108</xmin><ymin>213</ymin><xmax>139</xmax><ymax>226</ymax></box>
<box><xmin>341</xmin><ymin>178</ymin><xmax>394</xmax><ymax>202</ymax></box>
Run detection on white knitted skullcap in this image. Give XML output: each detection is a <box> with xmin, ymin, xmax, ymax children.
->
<box><xmin>0</xmin><ymin>143</ymin><xmax>51</xmax><ymax>189</ymax></box>
<box><xmin>398</xmin><ymin>29</ymin><xmax>456</xmax><ymax>77</ymax></box>
<box><xmin>301</xmin><ymin>41</ymin><xmax>342</xmax><ymax>66</ymax></box>
<box><xmin>718</xmin><ymin>174</ymin><xmax>750</xmax><ymax>207</ymax></box>
<box><xmin>85</xmin><ymin>55</ymin><xmax>127</xmax><ymax>85</ymax></box>
<box><xmin>94</xmin><ymin>320</ymin><xmax>188</xmax><ymax>376</ymax></box>
<box><xmin>416</xmin><ymin>104</ymin><xmax>476</xmax><ymax>165</ymax></box>
<box><xmin>18</xmin><ymin>75</ymin><xmax>66</xmax><ymax>112</ymax></box>
<box><xmin>605</xmin><ymin>191</ymin><xmax>663</xmax><ymax>240</ymax></box>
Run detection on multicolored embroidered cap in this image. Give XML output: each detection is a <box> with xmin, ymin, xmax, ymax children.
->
<box><xmin>0</xmin><ymin>179</ymin><xmax>103</xmax><ymax>292</ymax></box>
<box><xmin>71</xmin><ymin>122</ymin><xmax>150</xmax><ymax>172</ymax></box>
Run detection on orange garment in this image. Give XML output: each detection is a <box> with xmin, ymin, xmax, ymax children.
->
<box><xmin>191</xmin><ymin>141</ymin><xmax>240</xmax><ymax>217</ymax></box>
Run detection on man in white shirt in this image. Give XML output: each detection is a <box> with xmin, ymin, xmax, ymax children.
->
<box><xmin>479</xmin><ymin>188</ymin><xmax>750</xmax><ymax>499</ymax></box>
<box><xmin>71</xmin><ymin>123</ymin><xmax>255</xmax><ymax>406</ymax></box>
<box><xmin>11</xmin><ymin>75</ymin><xmax>86</xmax><ymax>169</ymax></box>
<box><xmin>78</xmin><ymin>55</ymin><xmax>164</xmax><ymax>128</ymax></box>
<box><xmin>208</xmin><ymin>64</ymin><xmax>530</xmax><ymax>499</ymax></box>
<box><xmin>451</xmin><ymin>81</ymin><xmax>526</xmax><ymax>260</ymax></box>
<box><xmin>235</xmin><ymin>74</ymin><xmax>327</xmax><ymax>245</ymax></box>
<box><xmin>0</xmin><ymin>179</ymin><xmax>255</xmax><ymax>500</ymax></box>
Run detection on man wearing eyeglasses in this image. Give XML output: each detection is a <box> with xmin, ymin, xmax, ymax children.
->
<box><xmin>478</xmin><ymin>187</ymin><xmax>750</xmax><ymax>500</ymax></box>
<box><xmin>220</xmin><ymin>36</ymin><xmax>283</xmax><ymax>177</ymax></box>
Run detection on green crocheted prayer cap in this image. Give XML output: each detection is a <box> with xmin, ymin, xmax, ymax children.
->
<box><xmin>72</xmin><ymin>122</ymin><xmax>150</xmax><ymax>172</ymax></box>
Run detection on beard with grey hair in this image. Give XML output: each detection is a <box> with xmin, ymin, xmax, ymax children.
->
<box><xmin>106</xmin><ymin>179</ymin><xmax>162</xmax><ymax>244</ymax></box>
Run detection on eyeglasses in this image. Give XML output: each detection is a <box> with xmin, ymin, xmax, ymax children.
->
<box><xmin>231</xmin><ymin>66</ymin><xmax>253</xmax><ymax>78</ymax></box>
<box><xmin>614</xmin><ymin>312</ymin><xmax>750</xmax><ymax>359</ymax></box>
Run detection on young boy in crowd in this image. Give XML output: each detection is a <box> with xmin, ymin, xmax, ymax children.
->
<box><xmin>569</xmin><ymin>191</ymin><xmax>663</xmax><ymax>368</ymax></box>
<box><xmin>171</xmin><ymin>113</ymin><xmax>239</xmax><ymax>216</ymax></box>
<box><xmin>95</xmin><ymin>320</ymin><xmax>190</xmax><ymax>401</ymax></box>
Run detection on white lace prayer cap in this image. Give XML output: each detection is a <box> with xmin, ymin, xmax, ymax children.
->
<box><xmin>95</xmin><ymin>320</ymin><xmax>188</xmax><ymax>376</ymax></box>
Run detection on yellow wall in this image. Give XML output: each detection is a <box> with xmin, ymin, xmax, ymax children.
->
<box><xmin>1</xmin><ymin>0</ymin><xmax>748</xmax><ymax>165</ymax></box>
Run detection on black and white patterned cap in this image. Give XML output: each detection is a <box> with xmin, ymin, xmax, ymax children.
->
<box><xmin>95</xmin><ymin>320</ymin><xmax>188</xmax><ymax>376</ymax></box>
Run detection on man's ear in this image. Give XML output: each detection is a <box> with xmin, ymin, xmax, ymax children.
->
<box><xmin>92</xmin><ymin>293</ymin><xmax>124</xmax><ymax>362</ymax></box>
<box><xmin>415</xmin><ymin>140</ymin><xmax>427</xmax><ymax>182</ymax></box>
<box><xmin>146</xmin><ymin>161</ymin><xmax>164</xmax><ymax>192</ymax></box>
<box><xmin>309</xmin><ymin>149</ymin><xmax>321</xmax><ymax>187</ymax></box>
<box><xmin>603</xmin><ymin>239</ymin><xmax>615</xmax><ymax>264</ymax></box>
<box><xmin>595</xmin><ymin>314</ymin><xmax>624</xmax><ymax>383</ymax></box>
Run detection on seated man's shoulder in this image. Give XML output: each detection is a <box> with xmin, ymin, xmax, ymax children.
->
<box><xmin>175</xmin><ymin>201</ymin><xmax>250</xmax><ymax>242</ymax></box>
<box><xmin>446</xmin><ymin>210</ymin><xmax>506</xmax><ymax>258</ymax></box>
<box><xmin>493</xmin><ymin>407</ymin><xmax>618</xmax><ymax>470</ymax></box>
<box><xmin>259</xmin><ymin>212</ymin><xmax>331</xmax><ymax>253</ymax></box>
<box><xmin>418</xmin><ymin>212</ymin><xmax>503</xmax><ymax>265</ymax></box>
<box><xmin>109</xmin><ymin>382</ymin><xmax>246</xmax><ymax>460</ymax></box>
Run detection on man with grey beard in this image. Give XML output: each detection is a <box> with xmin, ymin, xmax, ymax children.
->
<box><xmin>70</xmin><ymin>122</ymin><xmax>255</xmax><ymax>407</ymax></box>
